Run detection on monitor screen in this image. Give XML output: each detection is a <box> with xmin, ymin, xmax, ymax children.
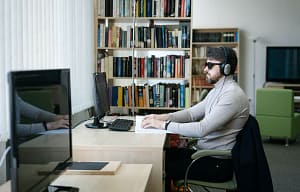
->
<box><xmin>266</xmin><ymin>46</ymin><xmax>300</xmax><ymax>83</ymax></box>
<box><xmin>85</xmin><ymin>72</ymin><xmax>110</xmax><ymax>129</ymax></box>
<box><xmin>8</xmin><ymin>69</ymin><xmax>72</xmax><ymax>192</ymax></box>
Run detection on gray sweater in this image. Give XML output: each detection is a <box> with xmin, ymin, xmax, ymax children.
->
<box><xmin>17</xmin><ymin>96</ymin><xmax>56</xmax><ymax>137</ymax></box>
<box><xmin>168</xmin><ymin>76</ymin><xmax>249</xmax><ymax>150</ymax></box>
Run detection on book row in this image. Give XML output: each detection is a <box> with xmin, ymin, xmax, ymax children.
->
<box><xmin>192</xmin><ymin>74</ymin><xmax>238</xmax><ymax>87</ymax></box>
<box><xmin>192</xmin><ymin>76</ymin><xmax>210</xmax><ymax>87</ymax></box>
<box><xmin>97</xmin><ymin>54</ymin><xmax>190</xmax><ymax>78</ymax></box>
<box><xmin>191</xmin><ymin>88</ymin><xmax>210</xmax><ymax>104</ymax></box>
<box><xmin>97</xmin><ymin>22</ymin><xmax>190</xmax><ymax>49</ymax></box>
<box><xmin>192</xmin><ymin>31</ymin><xmax>239</xmax><ymax>43</ymax></box>
<box><xmin>192</xmin><ymin>47</ymin><xmax>207</xmax><ymax>58</ymax></box>
<box><xmin>97</xmin><ymin>0</ymin><xmax>191</xmax><ymax>18</ymax></box>
<box><xmin>192</xmin><ymin>47</ymin><xmax>238</xmax><ymax>59</ymax></box>
<box><xmin>109</xmin><ymin>83</ymin><xmax>190</xmax><ymax>108</ymax></box>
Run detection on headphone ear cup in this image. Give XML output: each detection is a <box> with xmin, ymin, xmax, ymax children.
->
<box><xmin>219</xmin><ymin>47</ymin><xmax>231</xmax><ymax>76</ymax></box>
<box><xmin>223</xmin><ymin>63</ymin><xmax>231</xmax><ymax>76</ymax></box>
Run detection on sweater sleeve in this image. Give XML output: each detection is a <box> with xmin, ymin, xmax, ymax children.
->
<box><xmin>17</xmin><ymin>123</ymin><xmax>46</xmax><ymax>137</ymax></box>
<box><xmin>167</xmin><ymin>87</ymin><xmax>248</xmax><ymax>139</ymax></box>
<box><xmin>168</xmin><ymin>96</ymin><xmax>207</xmax><ymax>122</ymax></box>
<box><xmin>18</xmin><ymin>96</ymin><xmax>56</xmax><ymax>122</ymax></box>
<box><xmin>16</xmin><ymin>96</ymin><xmax>56</xmax><ymax>137</ymax></box>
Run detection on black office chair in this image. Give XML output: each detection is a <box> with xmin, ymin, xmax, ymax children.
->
<box><xmin>174</xmin><ymin>115</ymin><xmax>273</xmax><ymax>192</ymax></box>
<box><xmin>174</xmin><ymin>148</ymin><xmax>236</xmax><ymax>192</ymax></box>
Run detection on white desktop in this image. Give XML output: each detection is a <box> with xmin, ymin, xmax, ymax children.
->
<box><xmin>72</xmin><ymin>116</ymin><xmax>167</xmax><ymax>192</ymax></box>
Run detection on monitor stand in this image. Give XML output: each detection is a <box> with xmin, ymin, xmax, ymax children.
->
<box><xmin>85</xmin><ymin>116</ymin><xmax>109</xmax><ymax>129</ymax></box>
<box><xmin>47</xmin><ymin>185</ymin><xmax>79</xmax><ymax>192</ymax></box>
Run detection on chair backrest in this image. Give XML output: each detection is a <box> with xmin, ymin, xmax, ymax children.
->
<box><xmin>232</xmin><ymin>115</ymin><xmax>274</xmax><ymax>192</ymax></box>
<box><xmin>256</xmin><ymin>88</ymin><xmax>294</xmax><ymax>117</ymax></box>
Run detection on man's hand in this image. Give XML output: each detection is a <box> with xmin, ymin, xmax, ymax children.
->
<box><xmin>46</xmin><ymin>115</ymin><xmax>69</xmax><ymax>130</ymax></box>
<box><xmin>141</xmin><ymin>117</ymin><xmax>165</xmax><ymax>130</ymax></box>
<box><xmin>143</xmin><ymin>114</ymin><xmax>169</xmax><ymax>121</ymax></box>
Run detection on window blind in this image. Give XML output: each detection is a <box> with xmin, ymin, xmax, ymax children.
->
<box><xmin>0</xmin><ymin>0</ymin><xmax>94</xmax><ymax>140</ymax></box>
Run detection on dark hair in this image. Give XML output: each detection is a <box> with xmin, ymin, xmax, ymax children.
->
<box><xmin>206</xmin><ymin>47</ymin><xmax>238</xmax><ymax>73</ymax></box>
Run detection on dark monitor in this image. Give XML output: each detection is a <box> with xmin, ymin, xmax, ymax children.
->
<box><xmin>85</xmin><ymin>72</ymin><xmax>110</xmax><ymax>129</ymax></box>
<box><xmin>8</xmin><ymin>69</ymin><xmax>74</xmax><ymax>192</ymax></box>
<box><xmin>266</xmin><ymin>46</ymin><xmax>300</xmax><ymax>83</ymax></box>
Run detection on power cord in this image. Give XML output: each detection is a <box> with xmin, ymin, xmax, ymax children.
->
<box><xmin>0</xmin><ymin>146</ymin><xmax>11</xmax><ymax>167</ymax></box>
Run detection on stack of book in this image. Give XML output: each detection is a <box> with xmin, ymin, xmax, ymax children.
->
<box><xmin>109</xmin><ymin>82</ymin><xmax>188</xmax><ymax>108</ymax></box>
<box><xmin>97</xmin><ymin>0</ymin><xmax>191</xmax><ymax>18</ymax></box>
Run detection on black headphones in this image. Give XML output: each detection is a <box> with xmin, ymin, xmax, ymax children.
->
<box><xmin>220</xmin><ymin>47</ymin><xmax>232</xmax><ymax>76</ymax></box>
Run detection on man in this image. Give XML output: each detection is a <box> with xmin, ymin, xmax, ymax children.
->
<box><xmin>142</xmin><ymin>47</ymin><xmax>249</xmax><ymax>192</ymax></box>
<box><xmin>16</xmin><ymin>95</ymin><xmax>69</xmax><ymax>138</ymax></box>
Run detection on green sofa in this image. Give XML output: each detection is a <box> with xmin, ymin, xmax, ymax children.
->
<box><xmin>256</xmin><ymin>88</ymin><xmax>300</xmax><ymax>146</ymax></box>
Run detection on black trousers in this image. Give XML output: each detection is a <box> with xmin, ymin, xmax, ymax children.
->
<box><xmin>165</xmin><ymin>148</ymin><xmax>233</xmax><ymax>192</ymax></box>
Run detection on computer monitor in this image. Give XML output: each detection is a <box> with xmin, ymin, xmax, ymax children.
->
<box><xmin>8</xmin><ymin>69</ymin><xmax>75</xmax><ymax>192</ymax></box>
<box><xmin>85</xmin><ymin>72</ymin><xmax>110</xmax><ymax>129</ymax></box>
<box><xmin>266</xmin><ymin>46</ymin><xmax>300</xmax><ymax>83</ymax></box>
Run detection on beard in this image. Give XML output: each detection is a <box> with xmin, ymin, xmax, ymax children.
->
<box><xmin>206</xmin><ymin>76</ymin><xmax>218</xmax><ymax>84</ymax></box>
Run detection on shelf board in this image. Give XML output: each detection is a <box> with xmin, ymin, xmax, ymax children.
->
<box><xmin>97</xmin><ymin>16</ymin><xmax>191</xmax><ymax>21</ymax></box>
<box><xmin>110</xmin><ymin>106</ymin><xmax>184</xmax><ymax>110</ymax></box>
<box><xmin>97</xmin><ymin>47</ymin><xmax>190</xmax><ymax>51</ymax></box>
<box><xmin>110</xmin><ymin>77</ymin><xmax>190</xmax><ymax>80</ymax></box>
<box><xmin>192</xmin><ymin>28</ymin><xmax>239</xmax><ymax>32</ymax></box>
<box><xmin>192</xmin><ymin>42</ymin><xmax>238</xmax><ymax>46</ymax></box>
<box><xmin>134</xmin><ymin>106</ymin><xmax>184</xmax><ymax>110</ymax></box>
<box><xmin>97</xmin><ymin>47</ymin><xmax>134</xmax><ymax>50</ymax></box>
<box><xmin>192</xmin><ymin>57</ymin><xmax>205</xmax><ymax>60</ymax></box>
<box><xmin>192</xmin><ymin>85</ymin><xmax>213</xmax><ymax>89</ymax></box>
<box><xmin>134</xmin><ymin>48</ymin><xmax>190</xmax><ymax>51</ymax></box>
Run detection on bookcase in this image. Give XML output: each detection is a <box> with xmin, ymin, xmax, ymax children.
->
<box><xmin>94</xmin><ymin>0</ymin><xmax>192</xmax><ymax>114</ymax></box>
<box><xmin>191</xmin><ymin>28</ymin><xmax>240</xmax><ymax>105</ymax></box>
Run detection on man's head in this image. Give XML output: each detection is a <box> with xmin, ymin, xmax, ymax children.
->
<box><xmin>204</xmin><ymin>47</ymin><xmax>237</xmax><ymax>84</ymax></box>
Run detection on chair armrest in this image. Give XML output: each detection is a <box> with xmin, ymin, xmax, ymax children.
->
<box><xmin>191</xmin><ymin>150</ymin><xmax>231</xmax><ymax>160</ymax></box>
<box><xmin>179</xmin><ymin>149</ymin><xmax>233</xmax><ymax>191</ymax></box>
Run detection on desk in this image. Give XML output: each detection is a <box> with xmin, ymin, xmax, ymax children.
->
<box><xmin>0</xmin><ymin>164</ymin><xmax>152</xmax><ymax>192</ymax></box>
<box><xmin>72</xmin><ymin>118</ymin><xmax>166</xmax><ymax>192</ymax></box>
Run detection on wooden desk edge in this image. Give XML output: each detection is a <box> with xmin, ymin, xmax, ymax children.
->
<box><xmin>0</xmin><ymin>163</ymin><xmax>153</xmax><ymax>192</ymax></box>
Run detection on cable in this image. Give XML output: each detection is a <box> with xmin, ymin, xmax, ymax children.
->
<box><xmin>208</xmin><ymin>75</ymin><xmax>226</xmax><ymax>113</ymax></box>
<box><xmin>0</xmin><ymin>146</ymin><xmax>11</xmax><ymax>167</ymax></box>
<box><xmin>183</xmin><ymin>158</ymin><xmax>197</xmax><ymax>192</ymax></box>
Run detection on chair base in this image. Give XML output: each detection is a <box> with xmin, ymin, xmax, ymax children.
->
<box><xmin>174</xmin><ymin>179</ymin><xmax>237</xmax><ymax>192</ymax></box>
<box><xmin>262</xmin><ymin>136</ymin><xmax>297</xmax><ymax>146</ymax></box>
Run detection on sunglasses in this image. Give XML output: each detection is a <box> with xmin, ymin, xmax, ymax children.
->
<box><xmin>205</xmin><ymin>62</ymin><xmax>222</xmax><ymax>69</ymax></box>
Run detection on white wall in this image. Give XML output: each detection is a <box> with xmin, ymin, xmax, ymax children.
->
<box><xmin>193</xmin><ymin>0</ymin><xmax>300</xmax><ymax>113</ymax></box>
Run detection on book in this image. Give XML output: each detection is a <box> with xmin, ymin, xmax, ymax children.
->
<box><xmin>159</xmin><ymin>83</ymin><xmax>165</xmax><ymax>107</ymax></box>
<box><xmin>148</xmin><ymin>85</ymin><xmax>154</xmax><ymax>107</ymax></box>
<box><xmin>98</xmin><ymin>0</ymin><xmax>105</xmax><ymax>16</ymax></box>
<box><xmin>180</xmin><ymin>83</ymin><xmax>185</xmax><ymax>108</ymax></box>
<box><xmin>124</xmin><ymin>86</ymin><xmax>129</xmax><ymax>107</ymax></box>
<box><xmin>116</xmin><ymin>57</ymin><xmax>122</xmax><ymax>77</ymax></box>
<box><xmin>111</xmin><ymin>86</ymin><xmax>119</xmax><ymax>106</ymax></box>
<box><xmin>117</xmin><ymin>86</ymin><xmax>123</xmax><ymax>107</ymax></box>
<box><xmin>138</xmin><ymin>86</ymin><xmax>144</xmax><ymax>107</ymax></box>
